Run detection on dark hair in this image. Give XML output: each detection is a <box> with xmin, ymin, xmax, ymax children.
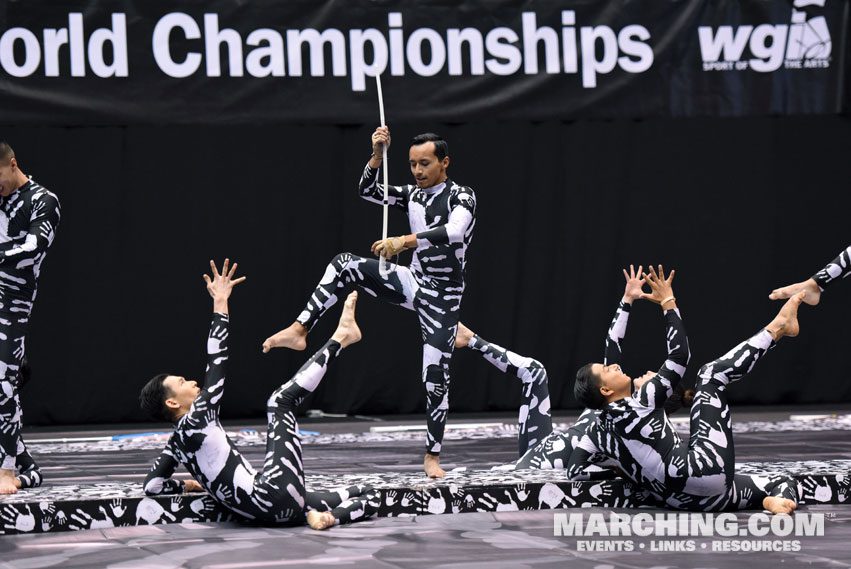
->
<box><xmin>663</xmin><ymin>384</ymin><xmax>695</xmax><ymax>415</ymax></box>
<box><xmin>410</xmin><ymin>133</ymin><xmax>448</xmax><ymax>160</ymax></box>
<box><xmin>0</xmin><ymin>141</ymin><xmax>14</xmax><ymax>164</ymax></box>
<box><xmin>574</xmin><ymin>363</ymin><xmax>607</xmax><ymax>410</ymax></box>
<box><xmin>139</xmin><ymin>373</ymin><xmax>176</xmax><ymax>422</ymax></box>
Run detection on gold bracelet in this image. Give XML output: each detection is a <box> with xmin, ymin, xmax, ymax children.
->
<box><xmin>661</xmin><ymin>296</ymin><xmax>676</xmax><ymax>305</ymax></box>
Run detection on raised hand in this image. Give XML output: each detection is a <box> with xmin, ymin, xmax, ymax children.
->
<box><xmin>622</xmin><ymin>265</ymin><xmax>645</xmax><ymax>303</ymax></box>
<box><xmin>372</xmin><ymin>126</ymin><xmax>391</xmax><ymax>156</ymax></box>
<box><xmin>640</xmin><ymin>265</ymin><xmax>676</xmax><ymax>307</ymax></box>
<box><xmin>203</xmin><ymin>259</ymin><xmax>246</xmax><ymax>304</ymax></box>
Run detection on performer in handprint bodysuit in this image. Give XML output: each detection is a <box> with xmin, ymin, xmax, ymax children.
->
<box><xmin>0</xmin><ymin>141</ymin><xmax>60</xmax><ymax>495</ymax></box>
<box><xmin>454</xmin><ymin>266</ymin><xmax>691</xmax><ymax>473</ymax></box>
<box><xmin>567</xmin><ymin>265</ymin><xmax>800</xmax><ymax>514</ymax></box>
<box><xmin>140</xmin><ymin>260</ymin><xmax>376</xmax><ymax>530</ymax></box>
<box><xmin>262</xmin><ymin>127</ymin><xmax>476</xmax><ymax>479</ymax></box>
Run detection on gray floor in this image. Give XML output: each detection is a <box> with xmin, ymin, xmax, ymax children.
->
<box><xmin>2</xmin><ymin>409</ymin><xmax>851</xmax><ymax>568</ymax></box>
<box><xmin>2</xmin><ymin>508</ymin><xmax>850</xmax><ymax>568</ymax></box>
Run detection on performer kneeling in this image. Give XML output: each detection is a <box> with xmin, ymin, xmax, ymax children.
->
<box><xmin>568</xmin><ymin>266</ymin><xmax>800</xmax><ymax>514</ymax></box>
<box><xmin>140</xmin><ymin>260</ymin><xmax>375</xmax><ymax>530</ymax></box>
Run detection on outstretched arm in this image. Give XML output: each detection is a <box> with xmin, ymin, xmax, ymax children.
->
<box><xmin>191</xmin><ymin>260</ymin><xmax>246</xmax><ymax>416</ymax></box>
<box><xmin>636</xmin><ymin>266</ymin><xmax>690</xmax><ymax>408</ymax></box>
<box><xmin>604</xmin><ymin>265</ymin><xmax>644</xmax><ymax>366</ymax></box>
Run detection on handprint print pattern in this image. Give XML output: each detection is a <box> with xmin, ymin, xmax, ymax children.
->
<box><xmin>568</xmin><ymin>303</ymin><xmax>798</xmax><ymax>511</ymax></box>
<box><xmin>144</xmin><ymin>314</ymin><xmax>377</xmax><ymax>524</ymax></box>
<box><xmin>812</xmin><ymin>244</ymin><xmax>851</xmax><ymax>290</ymax></box>
<box><xmin>0</xmin><ymin>180</ymin><xmax>60</xmax><ymax>475</ymax></box>
<box><xmin>291</xmin><ymin>163</ymin><xmax>476</xmax><ymax>456</ymax></box>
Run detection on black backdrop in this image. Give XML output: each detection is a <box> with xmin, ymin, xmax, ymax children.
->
<box><xmin>5</xmin><ymin>115</ymin><xmax>851</xmax><ymax>425</ymax></box>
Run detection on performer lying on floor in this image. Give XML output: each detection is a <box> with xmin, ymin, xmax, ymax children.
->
<box><xmin>567</xmin><ymin>265</ymin><xmax>800</xmax><ymax>514</ymax></box>
<box><xmin>140</xmin><ymin>260</ymin><xmax>376</xmax><ymax>530</ymax></box>
<box><xmin>455</xmin><ymin>266</ymin><xmax>691</xmax><ymax>472</ymax></box>
<box><xmin>769</xmin><ymin>243</ymin><xmax>850</xmax><ymax>305</ymax></box>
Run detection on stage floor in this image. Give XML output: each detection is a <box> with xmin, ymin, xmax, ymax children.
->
<box><xmin>2</xmin><ymin>407</ymin><xmax>851</xmax><ymax>568</ymax></box>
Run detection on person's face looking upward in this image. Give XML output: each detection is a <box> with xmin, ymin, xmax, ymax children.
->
<box><xmin>162</xmin><ymin>375</ymin><xmax>200</xmax><ymax>415</ymax></box>
<box><xmin>409</xmin><ymin>142</ymin><xmax>449</xmax><ymax>188</ymax></box>
<box><xmin>591</xmin><ymin>362</ymin><xmax>633</xmax><ymax>400</ymax></box>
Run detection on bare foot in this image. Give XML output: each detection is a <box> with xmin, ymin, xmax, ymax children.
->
<box><xmin>763</xmin><ymin>496</ymin><xmax>797</xmax><ymax>515</ymax></box>
<box><xmin>455</xmin><ymin>322</ymin><xmax>475</xmax><ymax>349</ymax></box>
<box><xmin>769</xmin><ymin>278</ymin><xmax>821</xmax><ymax>306</ymax></box>
<box><xmin>765</xmin><ymin>291</ymin><xmax>805</xmax><ymax>341</ymax></box>
<box><xmin>262</xmin><ymin>322</ymin><xmax>308</xmax><ymax>353</ymax></box>
<box><xmin>0</xmin><ymin>469</ymin><xmax>19</xmax><ymax>495</ymax></box>
<box><xmin>424</xmin><ymin>454</ymin><xmax>445</xmax><ymax>479</ymax></box>
<box><xmin>306</xmin><ymin>510</ymin><xmax>336</xmax><ymax>530</ymax></box>
<box><xmin>331</xmin><ymin>292</ymin><xmax>362</xmax><ymax>348</ymax></box>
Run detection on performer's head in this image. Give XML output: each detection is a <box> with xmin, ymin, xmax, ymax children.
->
<box><xmin>575</xmin><ymin>364</ymin><xmax>693</xmax><ymax>412</ymax></box>
<box><xmin>574</xmin><ymin>362</ymin><xmax>633</xmax><ymax>409</ymax></box>
<box><xmin>0</xmin><ymin>140</ymin><xmax>27</xmax><ymax>197</ymax></box>
<box><xmin>409</xmin><ymin>133</ymin><xmax>450</xmax><ymax>188</ymax></box>
<box><xmin>139</xmin><ymin>373</ymin><xmax>200</xmax><ymax>422</ymax></box>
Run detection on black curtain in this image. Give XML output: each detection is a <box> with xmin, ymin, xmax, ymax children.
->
<box><xmin>6</xmin><ymin>115</ymin><xmax>851</xmax><ymax>425</ymax></box>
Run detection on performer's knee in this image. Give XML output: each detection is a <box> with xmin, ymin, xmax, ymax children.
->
<box><xmin>696</xmin><ymin>363</ymin><xmax>714</xmax><ymax>385</ymax></box>
<box><xmin>519</xmin><ymin>360</ymin><xmax>546</xmax><ymax>385</ymax></box>
<box><xmin>331</xmin><ymin>252</ymin><xmax>356</xmax><ymax>270</ymax></box>
<box><xmin>267</xmin><ymin>381</ymin><xmax>299</xmax><ymax>413</ymax></box>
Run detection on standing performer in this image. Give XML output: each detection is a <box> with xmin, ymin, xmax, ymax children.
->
<box><xmin>140</xmin><ymin>261</ymin><xmax>377</xmax><ymax>530</ymax></box>
<box><xmin>0</xmin><ymin>142</ymin><xmax>60</xmax><ymax>495</ymax></box>
<box><xmin>567</xmin><ymin>266</ymin><xmax>801</xmax><ymax>514</ymax></box>
<box><xmin>769</xmin><ymin>244</ymin><xmax>851</xmax><ymax>305</ymax></box>
<box><xmin>263</xmin><ymin>127</ymin><xmax>476</xmax><ymax>478</ymax></box>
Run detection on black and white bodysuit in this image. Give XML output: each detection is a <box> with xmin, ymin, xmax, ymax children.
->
<box><xmin>566</xmin><ymin>302</ymin><xmax>798</xmax><ymax>511</ymax></box>
<box><xmin>812</xmin><ymin>245</ymin><xmax>851</xmax><ymax>290</ymax></box>
<box><xmin>0</xmin><ymin>179</ymin><xmax>60</xmax><ymax>486</ymax></box>
<box><xmin>464</xmin><ymin>334</ymin><xmax>611</xmax><ymax>474</ymax></box>
<box><xmin>144</xmin><ymin>313</ymin><xmax>377</xmax><ymax>525</ymax></box>
<box><xmin>294</xmin><ymin>163</ymin><xmax>476</xmax><ymax>455</ymax></box>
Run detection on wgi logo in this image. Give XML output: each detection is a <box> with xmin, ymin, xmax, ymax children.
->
<box><xmin>697</xmin><ymin>0</ymin><xmax>831</xmax><ymax>71</ymax></box>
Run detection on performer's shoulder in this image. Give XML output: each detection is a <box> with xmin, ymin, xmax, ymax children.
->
<box><xmin>28</xmin><ymin>182</ymin><xmax>60</xmax><ymax>205</ymax></box>
<box><xmin>448</xmin><ymin>180</ymin><xmax>474</xmax><ymax>193</ymax></box>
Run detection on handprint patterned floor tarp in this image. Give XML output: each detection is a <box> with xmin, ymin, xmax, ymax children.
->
<box><xmin>2</xmin><ymin>412</ymin><xmax>851</xmax><ymax>535</ymax></box>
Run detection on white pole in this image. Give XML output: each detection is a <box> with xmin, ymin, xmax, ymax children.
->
<box><xmin>376</xmin><ymin>74</ymin><xmax>389</xmax><ymax>241</ymax></box>
<box><xmin>376</xmin><ymin>74</ymin><xmax>394</xmax><ymax>275</ymax></box>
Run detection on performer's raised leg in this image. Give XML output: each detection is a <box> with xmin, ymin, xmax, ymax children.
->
<box><xmin>263</xmin><ymin>253</ymin><xmax>416</xmax><ymax>352</ymax></box>
<box><xmin>256</xmin><ymin>291</ymin><xmax>374</xmax><ymax>528</ymax></box>
<box><xmin>685</xmin><ymin>292</ymin><xmax>803</xmax><ymax>513</ymax></box>
<box><xmin>456</xmin><ymin>323</ymin><xmax>552</xmax><ymax>456</ymax></box>
<box><xmin>769</xmin><ymin>244</ymin><xmax>851</xmax><ymax>306</ymax></box>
